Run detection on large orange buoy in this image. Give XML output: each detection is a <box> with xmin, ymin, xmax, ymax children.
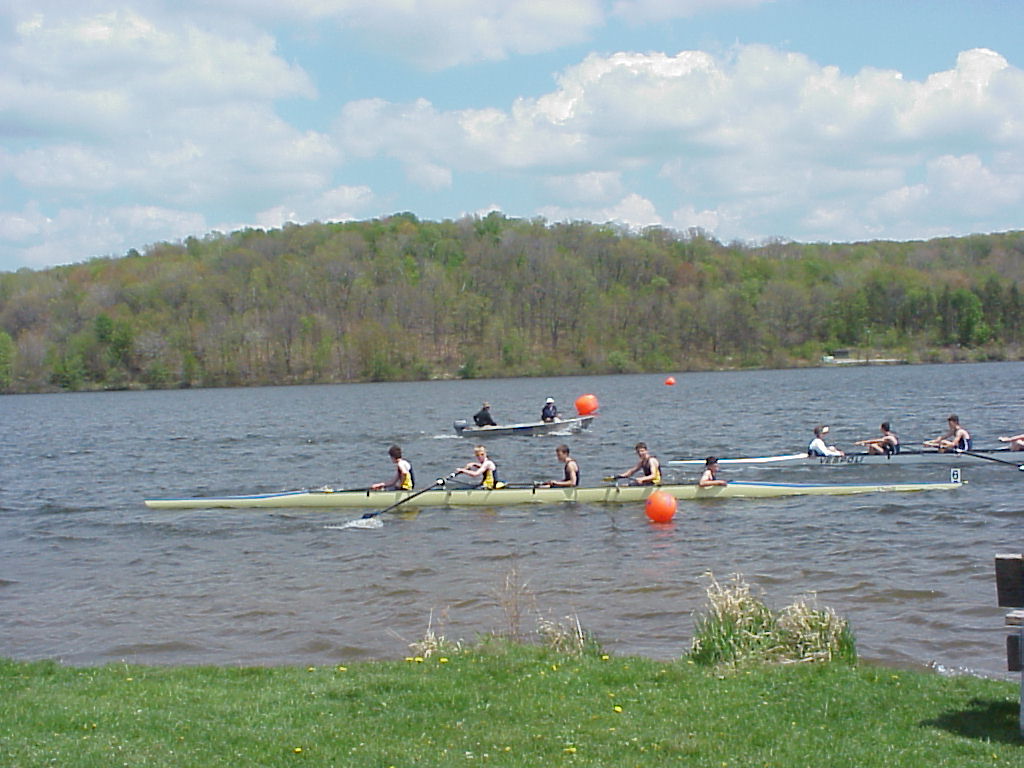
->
<box><xmin>574</xmin><ymin>393</ymin><xmax>599</xmax><ymax>415</ymax></box>
<box><xmin>664</xmin><ymin>376</ymin><xmax>676</xmax><ymax>386</ymax></box>
<box><xmin>644</xmin><ymin>491</ymin><xmax>677</xmax><ymax>523</ymax></box>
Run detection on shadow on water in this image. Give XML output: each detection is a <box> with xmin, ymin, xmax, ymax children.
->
<box><xmin>921</xmin><ymin>697</ymin><xmax>1022</xmax><ymax>744</ymax></box>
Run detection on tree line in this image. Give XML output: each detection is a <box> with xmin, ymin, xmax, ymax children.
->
<box><xmin>0</xmin><ymin>212</ymin><xmax>1022</xmax><ymax>393</ymax></box>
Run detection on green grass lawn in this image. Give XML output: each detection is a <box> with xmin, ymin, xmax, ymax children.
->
<box><xmin>2</xmin><ymin>646</ymin><xmax>1019</xmax><ymax>767</ymax></box>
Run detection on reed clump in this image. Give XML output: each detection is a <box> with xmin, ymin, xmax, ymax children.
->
<box><xmin>536</xmin><ymin>613</ymin><xmax>602</xmax><ymax>656</ymax></box>
<box><xmin>410</xmin><ymin>566</ymin><xmax>604</xmax><ymax>659</ymax></box>
<box><xmin>689</xmin><ymin>572</ymin><xmax>856</xmax><ymax>668</ymax></box>
<box><xmin>406</xmin><ymin>608</ymin><xmax>463</xmax><ymax>659</ymax></box>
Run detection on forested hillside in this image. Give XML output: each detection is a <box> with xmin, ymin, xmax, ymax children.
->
<box><xmin>1</xmin><ymin>213</ymin><xmax>1022</xmax><ymax>393</ymax></box>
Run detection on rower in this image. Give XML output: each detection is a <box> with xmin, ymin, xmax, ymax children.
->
<box><xmin>998</xmin><ymin>432</ymin><xmax>1024</xmax><ymax>451</ymax></box>
<box><xmin>924</xmin><ymin>414</ymin><xmax>971</xmax><ymax>452</ymax></box>
<box><xmin>854</xmin><ymin>422</ymin><xmax>900</xmax><ymax>455</ymax></box>
<box><xmin>371</xmin><ymin>444</ymin><xmax>415</xmax><ymax>490</ymax></box>
<box><xmin>617</xmin><ymin>442</ymin><xmax>662</xmax><ymax>485</ymax></box>
<box><xmin>540</xmin><ymin>444</ymin><xmax>580</xmax><ymax>487</ymax></box>
<box><xmin>808</xmin><ymin>425</ymin><xmax>844</xmax><ymax>457</ymax></box>
<box><xmin>698</xmin><ymin>456</ymin><xmax>727</xmax><ymax>487</ymax></box>
<box><xmin>456</xmin><ymin>444</ymin><xmax>504</xmax><ymax>489</ymax></box>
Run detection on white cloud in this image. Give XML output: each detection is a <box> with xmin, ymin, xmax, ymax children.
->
<box><xmin>670</xmin><ymin>204</ymin><xmax>721</xmax><ymax>234</ymax></box>
<box><xmin>1</xmin><ymin>203</ymin><xmax>206</xmax><ymax>268</ymax></box>
<box><xmin>202</xmin><ymin>0</ymin><xmax>775</xmax><ymax>70</ymax></box>
<box><xmin>253</xmin><ymin>184</ymin><xmax>376</xmax><ymax>229</ymax></box>
<box><xmin>9</xmin><ymin>145</ymin><xmax>119</xmax><ymax>191</ymax></box>
<box><xmin>611</xmin><ymin>0</ymin><xmax>771</xmax><ymax>24</ymax></box>
<box><xmin>544</xmin><ymin>171</ymin><xmax>624</xmax><ymax>204</ymax></box>
<box><xmin>2</xmin><ymin>9</ymin><xmax>315</xmax><ymax>137</ymax></box>
<box><xmin>0</xmin><ymin>7</ymin><xmax>343</xmax><ymax>267</ymax></box>
<box><xmin>335</xmin><ymin>97</ymin><xmax>589</xmax><ymax>173</ymax></box>
<box><xmin>863</xmin><ymin>154</ymin><xmax>1024</xmax><ymax>232</ymax></box>
<box><xmin>2</xmin><ymin>1</ymin><xmax>1023</xmax><ymax>271</ymax></box>
<box><xmin>538</xmin><ymin>192</ymin><xmax>661</xmax><ymax>229</ymax></box>
<box><xmin>332</xmin><ymin>43</ymin><xmax>1024</xmax><ymax>241</ymax></box>
<box><xmin>202</xmin><ymin>0</ymin><xmax>607</xmax><ymax>70</ymax></box>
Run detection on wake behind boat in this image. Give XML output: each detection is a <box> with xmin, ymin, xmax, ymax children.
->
<box><xmin>669</xmin><ymin>448</ymin><xmax>1018</xmax><ymax>467</ymax></box>
<box><xmin>145</xmin><ymin>471</ymin><xmax>963</xmax><ymax>510</ymax></box>
<box><xmin>453</xmin><ymin>414</ymin><xmax>595</xmax><ymax>437</ymax></box>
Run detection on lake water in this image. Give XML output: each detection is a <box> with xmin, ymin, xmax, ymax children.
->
<box><xmin>1</xmin><ymin>362</ymin><xmax>1021</xmax><ymax>678</ymax></box>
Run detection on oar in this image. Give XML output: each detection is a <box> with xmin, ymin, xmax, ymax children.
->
<box><xmin>956</xmin><ymin>449</ymin><xmax>1024</xmax><ymax>470</ymax></box>
<box><xmin>360</xmin><ymin>472</ymin><xmax>458</xmax><ymax>519</ymax></box>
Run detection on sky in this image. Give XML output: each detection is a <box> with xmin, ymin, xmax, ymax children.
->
<box><xmin>1</xmin><ymin>0</ymin><xmax>1023</xmax><ymax>273</ymax></box>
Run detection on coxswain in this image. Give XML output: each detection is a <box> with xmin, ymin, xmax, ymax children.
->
<box><xmin>698</xmin><ymin>456</ymin><xmax>727</xmax><ymax>487</ymax></box>
<box><xmin>808</xmin><ymin>425</ymin><xmax>844</xmax><ymax>457</ymax></box>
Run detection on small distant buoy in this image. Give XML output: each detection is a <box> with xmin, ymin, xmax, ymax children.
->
<box><xmin>664</xmin><ymin>376</ymin><xmax>676</xmax><ymax>386</ymax></box>
<box><xmin>574</xmin><ymin>393</ymin><xmax>599</xmax><ymax>415</ymax></box>
<box><xmin>645</xmin><ymin>491</ymin><xmax>677</xmax><ymax>523</ymax></box>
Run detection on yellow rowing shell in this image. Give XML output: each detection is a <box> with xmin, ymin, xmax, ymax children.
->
<box><xmin>145</xmin><ymin>476</ymin><xmax>963</xmax><ymax>510</ymax></box>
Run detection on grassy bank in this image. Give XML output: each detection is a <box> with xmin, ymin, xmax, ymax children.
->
<box><xmin>2</xmin><ymin>647</ymin><xmax>1019</xmax><ymax>767</ymax></box>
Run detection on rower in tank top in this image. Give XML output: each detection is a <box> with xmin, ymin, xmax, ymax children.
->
<box><xmin>616</xmin><ymin>442</ymin><xmax>661</xmax><ymax>485</ymax></box>
<box><xmin>456</xmin><ymin>444</ymin><xmax>502</xmax><ymax>489</ymax></box>
<box><xmin>923</xmin><ymin>414</ymin><xmax>971</xmax><ymax>452</ymax></box>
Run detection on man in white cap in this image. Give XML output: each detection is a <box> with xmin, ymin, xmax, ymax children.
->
<box><xmin>808</xmin><ymin>425</ymin><xmax>844</xmax><ymax>457</ymax></box>
<box><xmin>541</xmin><ymin>397</ymin><xmax>559</xmax><ymax>422</ymax></box>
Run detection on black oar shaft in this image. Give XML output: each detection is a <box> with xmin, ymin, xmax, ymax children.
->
<box><xmin>958</xmin><ymin>449</ymin><xmax>1024</xmax><ymax>470</ymax></box>
<box><xmin>361</xmin><ymin>472</ymin><xmax>456</xmax><ymax>519</ymax></box>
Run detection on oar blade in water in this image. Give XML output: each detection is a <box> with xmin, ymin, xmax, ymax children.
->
<box><xmin>325</xmin><ymin>518</ymin><xmax>383</xmax><ymax>530</ymax></box>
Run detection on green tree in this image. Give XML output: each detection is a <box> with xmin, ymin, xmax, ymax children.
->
<box><xmin>0</xmin><ymin>330</ymin><xmax>14</xmax><ymax>390</ymax></box>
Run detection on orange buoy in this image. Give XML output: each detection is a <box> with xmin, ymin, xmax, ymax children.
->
<box><xmin>574</xmin><ymin>393</ymin><xmax>599</xmax><ymax>415</ymax></box>
<box><xmin>664</xmin><ymin>376</ymin><xmax>676</xmax><ymax>386</ymax></box>
<box><xmin>644</xmin><ymin>491</ymin><xmax>677</xmax><ymax>523</ymax></box>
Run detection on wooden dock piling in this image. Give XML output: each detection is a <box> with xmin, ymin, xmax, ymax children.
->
<box><xmin>995</xmin><ymin>553</ymin><xmax>1024</xmax><ymax>737</ymax></box>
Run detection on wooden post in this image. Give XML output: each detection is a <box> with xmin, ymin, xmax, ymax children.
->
<box><xmin>996</xmin><ymin>554</ymin><xmax>1024</xmax><ymax>607</ymax></box>
<box><xmin>995</xmin><ymin>554</ymin><xmax>1024</xmax><ymax>738</ymax></box>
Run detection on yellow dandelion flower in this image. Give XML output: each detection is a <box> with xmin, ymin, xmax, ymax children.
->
<box><xmin>563</xmin><ymin>746</ymin><xmax>577</xmax><ymax>754</ymax></box>
<box><xmin>613</xmin><ymin>705</ymin><xmax>623</xmax><ymax>713</ymax></box>
<box><xmin>293</xmin><ymin>747</ymin><xmax>303</xmax><ymax>753</ymax></box>
<box><xmin>439</xmin><ymin>657</ymin><xmax>449</xmax><ymax>663</ymax></box>
<box><xmin>336</xmin><ymin>665</ymin><xmax>347</xmax><ymax>672</ymax></box>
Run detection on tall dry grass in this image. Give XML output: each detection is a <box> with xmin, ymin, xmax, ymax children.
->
<box><xmin>689</xmin><ymin>572</ymin><xmax>856</xmax><ymax>667</ymax></box>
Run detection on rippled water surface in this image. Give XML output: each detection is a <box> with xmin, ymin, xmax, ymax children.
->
<box><xmin>2</xmin><ymin>363</ymin><xmax>1022</xmax><ymax>678</ymax></box>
